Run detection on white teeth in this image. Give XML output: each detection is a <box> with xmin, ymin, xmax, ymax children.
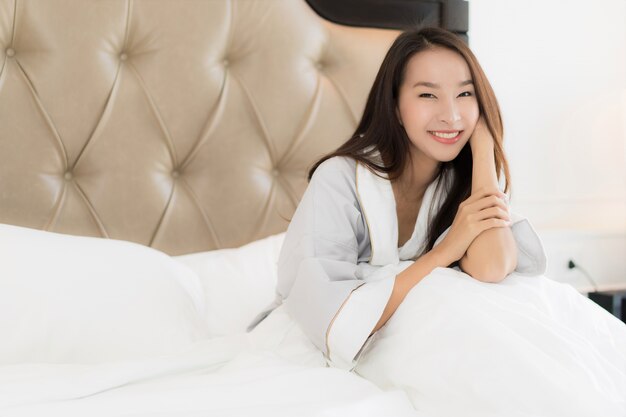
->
<box><xmin>430</xmin><ymin>131</ymin><xmax>460</xmax><ymax>139</ymax></box>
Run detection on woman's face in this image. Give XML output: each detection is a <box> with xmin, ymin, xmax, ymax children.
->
<box><xmin>396</xmin><ymin>47</ymin><xmax>480</xmax><ymax>163</ymax></box>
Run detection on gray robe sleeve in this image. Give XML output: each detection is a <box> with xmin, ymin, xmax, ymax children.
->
<box><xmin>275</xmin><ymin>157</ymin><xmax>393</xmax><ymax>369</ymax></box>
<box><xmin>433</xmin><ymin>209</ymin><xmax>547</xmax><ymax>276</ymax></box>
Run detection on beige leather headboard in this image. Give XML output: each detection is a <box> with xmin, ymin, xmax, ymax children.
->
<box><xmin>0</xmin><ymin>0</ymin><xmax>399</xmax><ymax>255</ymax></box>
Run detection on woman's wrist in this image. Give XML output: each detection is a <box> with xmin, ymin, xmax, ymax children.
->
<box><xmin>470</xmin><ymin>138</ymin><xmax>499</xmax><ymax>194</ymax></box>
<box><xmin>468</xmin><ymin>116</ymin><xmax>495</xmax><ymax>153</ymax></box>
<box><xmin>428</xmin><ymin>244</ymin><xmax>456</xmax><ymax>268</ymax></box>
<box><xmin>402</xmin><ymin>245</ymin><xmax>455</xmax><ymax>289</ymax></box>
<box><xmin>470</xmin><ymin>138</ymin><xmax>494</xmax><ymax>156</ymax></box>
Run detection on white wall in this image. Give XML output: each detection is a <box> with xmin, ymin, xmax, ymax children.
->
<box><xmin>469</xmin><ymin>0</ymin><xmax>626</xmax><ymax>232</ymax></box>
<box><xmin>468</xmin><ymin>0</ymin><xmax>626</xmax><ymax>289</ymax></box>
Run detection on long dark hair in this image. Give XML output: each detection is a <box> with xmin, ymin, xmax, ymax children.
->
<box><xmin>308</xmin><ymin>26</ymin><xmax>511</xmax><ymax>257</ymax></box>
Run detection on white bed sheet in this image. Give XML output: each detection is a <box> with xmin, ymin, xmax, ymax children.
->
<box><xmin>0</xmin><ymin>304</ymin><xmax>420</xmax><ymax>417</ymax></box>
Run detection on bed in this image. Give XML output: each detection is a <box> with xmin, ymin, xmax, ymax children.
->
<box><xmin>3</xmin><ymin>1</ymin><xmax>625</xmax><ymax>416</ymax></box>
<box><xmin>0</xmin><ymin>0</ymin><xmax>466</xmax><ymax>415</ymax></box>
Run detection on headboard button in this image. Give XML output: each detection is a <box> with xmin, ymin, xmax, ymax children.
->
<box><xmin>64</xmin><ymin>171</ymin><xmax>73</xmax><ymax>181</ymax></box>
<box><xmin>172</xmin><ymin>170</ymin><xmax>180</xmax><ymax>179</ymax></box>
<box><xmin>120</xmin><ymin>52</ymin><xmax>128</xmax><ymax>61</ymax></box>
<box><xmin>6</xmin><ymin>48</ymin><xmax>15</xmax><ymax>58</ymax></box>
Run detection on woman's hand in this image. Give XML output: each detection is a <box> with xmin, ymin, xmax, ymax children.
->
<box><xmin>469</xmin><ymin>115</ymin><xmax>493</xmax><ymax>150</ymax></box>
<box><xmin>435</xmin><ymin>187</ymin><xmax>511</xmax><ymax>263</ymax></box>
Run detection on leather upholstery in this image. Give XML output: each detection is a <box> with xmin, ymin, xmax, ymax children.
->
<box><xmin>0</xmin><ymin>0</ymin><xmax>399</xmax><ymax>255</ymax></box>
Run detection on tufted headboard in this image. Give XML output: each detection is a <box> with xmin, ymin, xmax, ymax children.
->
<box><xmin>0</xmin><ymin>0</ymin><xmax>466</xmax><ymax>255</ymax></box>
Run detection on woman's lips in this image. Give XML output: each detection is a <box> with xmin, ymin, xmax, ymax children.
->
<box><xmin>428</xmin><ymin>130</ymin><xmax>462</xmax><ymax>144</ymax></box>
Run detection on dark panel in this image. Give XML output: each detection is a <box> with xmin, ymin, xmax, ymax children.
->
<box><xmin>442</xmin><ymin>0</ymin><xmax>469</xmax><ymax>32</ymax></box>
<box><xmin>305</xmin><ymin>0</ymin><xmax>442</xmax><ymax>30</ymax></box>
<box><xmin>305</xmin><ymin>0</ymin><xmax>469</xmax><ymax>43</ymax></box>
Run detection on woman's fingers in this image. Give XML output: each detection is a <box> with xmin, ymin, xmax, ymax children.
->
<box><xmin>478</xmin><ymin>217</ymin><xmax>511</xmax><ymax>232</ymax></box>
<box><xmin>473</xmin><ymin>206</ymin><xmax>510</xmax><ymax>221</ymax></box>
<box><xmin>461</xmin><ymin>187</ymin><xmax>507</xmax><ymax>207</ymax></box>
<box><xmin>467</xmin><ymin>192</ymin><xmax>508</xmax><ymax>211</ymax></box>
<box><xmin>441</xmin><ymin>187</ymin><xmax>512</xmax><ymax>262</ymax></box>
<box><xmin>470</xmin><ymin>196</ymin><xmax>509</xmax><ymax>214</ymax></box>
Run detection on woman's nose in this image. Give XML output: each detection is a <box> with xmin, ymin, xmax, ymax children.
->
<box><xmin>439</xmin><ymin>100</ymin><xmax>461</xmax><ymax>124</ymax></box>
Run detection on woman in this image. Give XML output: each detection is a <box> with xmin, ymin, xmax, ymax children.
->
<box><xmin>247</xmin><ymin>27</ymin><xmax>626</xmax><ymax>415</ymax></box>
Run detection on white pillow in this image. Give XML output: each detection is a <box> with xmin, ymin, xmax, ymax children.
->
<box><xmin>173</xmin><ymin>233</ymin><xmax>285</xmax><ymax>337</ymax></box>
<box><xmin>0</xmin><ymin>223</ymin><xmax>209</xmax><ymax>364</ymax></box>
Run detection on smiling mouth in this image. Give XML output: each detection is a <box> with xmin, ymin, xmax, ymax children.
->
<box><xmin>428</xmin><ymin>130</ymin><xmax>463</xmax><ymax>143</ymax></box>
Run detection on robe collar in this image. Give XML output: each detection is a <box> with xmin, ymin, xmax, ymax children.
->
<box><xmin>355</xmin><ymin>160</ymin><xmax>445</xmax><ymax>266</ymax></box>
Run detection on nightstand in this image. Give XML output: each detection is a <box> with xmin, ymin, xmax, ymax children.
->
<box><xmin>588</xmin><ymin>290</ymin><xmax>626</xmax><ymax>324</ymax></box>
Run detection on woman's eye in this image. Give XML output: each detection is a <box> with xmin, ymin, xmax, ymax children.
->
<box><xmin>419</xmin><ymin>92</ymin><xmax>473</xmax><ymax>99</ymax></box>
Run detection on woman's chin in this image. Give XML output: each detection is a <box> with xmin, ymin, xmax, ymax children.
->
<box><xmin>433</xmin><ymin>151</ymin><xmax>463</xmax><ymax>162</ymax></box>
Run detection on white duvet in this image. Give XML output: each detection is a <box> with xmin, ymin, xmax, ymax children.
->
<box><xmin>0</xmin><ymin>305</ymin><xmax>419</xmax><ymax>417</ymax></box>
<box><xmin>356</xmin><ymin>268</ymin><xmax>626</xmax><ymax>417</ymax></box>
<box><xmin>3</xmin><ymin>270</ymin><xmax>625</xmax><ymax>417</ymax></box>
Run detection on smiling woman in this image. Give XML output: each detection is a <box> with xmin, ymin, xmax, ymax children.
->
<box><xmin>247</xmin><ymin>25</ymin><xmax>626</xmax><ymax>415</ymax></box>
<box><xmin>307</xmin><ymin>27</ymin><xmax>513</xmax><ymax>275</ymax></box>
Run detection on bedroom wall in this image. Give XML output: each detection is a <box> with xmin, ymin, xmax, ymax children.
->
<box><xmin>468</xmin><ymin>0</ymin><xmax>626</xmax><ymax>290</ymax></box>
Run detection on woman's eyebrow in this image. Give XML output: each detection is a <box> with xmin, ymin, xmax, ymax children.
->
<box><xmin>412</xmin><ymin>80</ymin><xmax>474</xmax><ymax>88</ymax></box>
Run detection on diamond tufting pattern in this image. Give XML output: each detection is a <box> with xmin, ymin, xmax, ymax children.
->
<box><xmin>0</xmin><ymin>0</ymin><xmax>399</xmax><ymax>255</ymax></box>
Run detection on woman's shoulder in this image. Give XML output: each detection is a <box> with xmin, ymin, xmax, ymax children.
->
<box><xmin>311</xmin><ymin>156</ymin><xmax>357</xmax><ymax>183</ymax></box>
<box><xmin>306</xmin><ymin>156</ymin><xmax>361</xmax><ymax>205</ymax></box>
<box><xmin>315</xmin><ymin>155</ymin><xmax>356</xmax><ymax>173</ymax></box>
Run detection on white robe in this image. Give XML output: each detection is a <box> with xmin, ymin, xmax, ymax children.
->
<box><xmin>247</xmin><ymin>155</ymin><xmax>547</xmax><ymax>370</ymax></box>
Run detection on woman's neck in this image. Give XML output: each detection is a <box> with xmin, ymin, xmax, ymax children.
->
<box><xmin>393</xmin><ymin>153</ymin><xmax>440</xmax><ymax>202</ymax></box>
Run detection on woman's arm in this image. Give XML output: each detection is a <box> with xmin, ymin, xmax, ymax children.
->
<box><xmin>459</xmin><ymin>133</ymin><xmax>517</xmax><ymax>283</ymax></box>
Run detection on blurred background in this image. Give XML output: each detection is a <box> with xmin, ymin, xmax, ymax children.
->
<box><xmin>468</xmin><ymin>0</ymin><xmax>626</xmax><ymax>294</ymax></box>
